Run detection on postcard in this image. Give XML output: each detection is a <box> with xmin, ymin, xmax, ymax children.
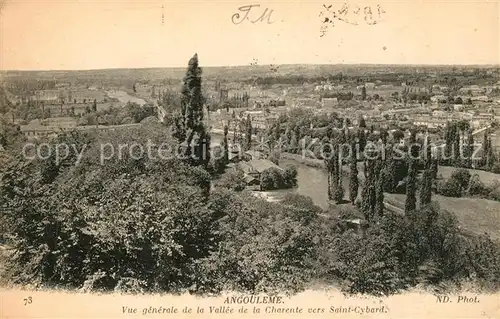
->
<box><xmin>0</xmin><ymin>0</ymin><xmax>499</xmax><ymax>318</ymax></box>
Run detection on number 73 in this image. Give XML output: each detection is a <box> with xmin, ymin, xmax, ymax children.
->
<box><xmin>24</xmin><ymin>296</ymin><xmax>32</xmax><ymax>306</ymax></box>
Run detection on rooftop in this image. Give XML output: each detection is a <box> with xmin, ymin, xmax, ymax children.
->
<box><xmin>239</xmin><ymin>159</ymin><xmax>283</xmax><ymax>174</ymax></box>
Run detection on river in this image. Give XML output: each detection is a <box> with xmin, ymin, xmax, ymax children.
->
<box><xmin>211</xmin><ymin>134</ymin><xmax>332</xmax><ymax>209</ymax></box>
<box><xmin>106</xmin><ymin>90</ymin><xmax>147</xmax><ymax>106</ymax></box>
<box><xmin>262</xmin><ymin>158</ymin><xmax>331</xmax><ymax>208</ymax></box>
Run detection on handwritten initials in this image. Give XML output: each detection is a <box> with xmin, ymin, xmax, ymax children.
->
<box><xmin>232</xmin><ymin>5</ymin><xmax>274</xmax><ymax>24</ymax></box>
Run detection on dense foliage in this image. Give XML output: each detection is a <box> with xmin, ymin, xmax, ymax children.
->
<box><xmin>214</xmin><ymin>168</ymin><xmax>247</xmax><ymax>192</ymax></box>
<box><xmin>77</xmin><ymin>102</ymin><xmax>156</xmax><ymax>126</ymax></box>
<box><xmin>321</xmin><ymin>204</ymin><xmax>500</xmax><ymax>295</ymax></box>
<box><xmin>1</xmin><ymin>125</ymin><xmax>500</xmax><ymax>295</ymax></box>
<box><xmin>260</xmin><ymin>165</ymin><xmax>298</xmax><ymax>191</ymax></box>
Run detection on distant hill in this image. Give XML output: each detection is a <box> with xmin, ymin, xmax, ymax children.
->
<box><xmin>1</xmin><ymin>64</ymin><xmax>498</xmax><ymax>84</ymax></box>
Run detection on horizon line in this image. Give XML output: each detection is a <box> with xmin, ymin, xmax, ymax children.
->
<box><xmin>1</xmin><ymin>62</ymin><xmax>499</xmax><ymax>73</ymax></box>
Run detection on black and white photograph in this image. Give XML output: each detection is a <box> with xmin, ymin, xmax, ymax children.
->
<box><xmin>0</xmin><ymin>1</ymin><xmax>499</xmax><ymax>318</ymax></box>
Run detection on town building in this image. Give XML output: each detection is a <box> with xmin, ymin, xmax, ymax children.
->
<box><xmin>242</xmin><ymin>110</ymin><xmax>279</xmax><ymax>130</ymax></box>
<box><xmin>322</xmin><ymin>98</ymin><xmax>338</xmax><ymax>108</ymax></box>
<box><xmin>237</xmin><ymin>159</ymin><xmax>284</xmax><ymax>190</ymax></box>
<box><xmin>20</xmin><ymin>119</ymin><xmax>141</xmax><ymax>140</ymax></box>
<box><xmin>471</xmin><ymin>113</ymin><xmax>494</xmax><ymax>129</ymax></box>
<box><xmin>412</xmin><ymin>116</ymin><xmax>448</xmax><ymax>129</ymax></box>
<box><xmin>471</xmin><ymin>96</ymin><xmax>490</xmax><ymax>102</ymax></box>
<box><xmin>430</xmin><ymin>95</ymin><xmax>447</xmax><ymax>104</ymax></box>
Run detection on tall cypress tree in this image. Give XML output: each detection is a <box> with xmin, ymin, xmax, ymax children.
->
<box><xmin>359</xmin><ymin>115</ymin><xmax>366</xmax><ymax>128</ymax></box>
<box><xmin>481</xmin><ymin>129</ymin><xmax>489</xmax><ymax>168</ymax></box>
<box><xmin>245</xmin><ymin>114</ymin><xmax>252</xmax><ymax>151</ymax></box>
<box><xmin>358</xmin><ymin>129</ymin><xmax>367</xmax><ymax>154</ymax></box>
<box><xmin>374</xmin><ymin>159</ymin><xmax>384</xmax><ymax>217</ymax></box>
<box><xmin>381</xmin><ymin>142</ymin><xmax>395</xmax><ymax>192</ymax></box>
<box><xmin>232</xmin><ymin>119</ymin><xmax>237</xmax><ymax>145</ymax></box>
<box><xmin>333</xmin><ymin>132</ymin><xmax>345</xmax><ymax>203</ymax></box>
<box><xmin>273</xmin><ymin>122</ymin><xmax>281</xmax><ymax>150</ymax></box>
<box><xmin>444</xmin><ymin>122</ymin><xmax>454</xmax><ymax>165</ymax></box>
<box><xmin>361</xmin><ymin>158</ymin><xmax>376</xmax><ymax>221</ymax></box>
<box><xmin>380</xmin><ymin>128</ymin><xmax>388</xmax><ymax>145</ymax></box>
<box><xmin>349</xmin><ymin>140</ymin><xmax>359</xmax><ymax>204</ymax></box>
<box><xmin>325</xmin><ymin>145</ymin><xmax>338</xmax><ymax>201</ymax></box>
<box><xmin>223</xmin><ymin>125</ymin><xmax>229</xmax><ymax>164</ymax></box>
<box><xmin>405</xmin><ymin>156</ymin><xmax>417</xmax><ymax>214</ymax></box>
<box><xmin>409</xmin><ymin>128</ymin><xmax>418</xmax><ymax>158</ymax></box>
<box><xmin>420</xmin><ymin>167</ymin><xmax>433</xmax><ymax>207</ymax></box>
<box><xmin>325</xmin><ymin>131</ymin><xmax>335</xmax><ymax>200</ymax></box>
<box><xmin>431</xmin><ymin>158</ymin><xmax>439</xmax><ymax>180</ymax></box>
<box><xmin>463</xmin><ymin>129</ymin><xmax>474</xmax><ymax>168</ymax></box>
<box><xmin>325</xmin><ymin>130</ymin><xmax>344</xmax><ymax>203</ymax></box>
<box><xmin>333</xmin><ymin>146</ymin><xmax>344</xmax><ymax>203</ymax></box>
<box><xmin>405</xmin><ymin>129</ymin><xmax>417</xmax><ymax>214</ymax></box>
<box><xmin>289</xmin><ymin>131</ymin><xmax>298</xmax><ymax>153</ymax></box>
<box><xmin>486</xmin><ymin>136</ymin><xmax>494</xmax><ymax>169</ymax></box>
<box><xmin>173</xmin><ymin>53</ymin><xmax>210</xmax><ymax>167</ymax></box>
<box><xmin>452</xmin><ymin>125</ymin><xmax>461</xmax><ymax>167</ymax></box>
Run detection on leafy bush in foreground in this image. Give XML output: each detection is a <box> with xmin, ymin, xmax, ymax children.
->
<box><xmin>198</xmin><ymin>189</ymin><xmax>322</xmax><ymax>294</ymax></box>
<box><xmin>1</xmin><ymin>128</ymin><xmax>216</xmax><ymax>292</ymax></box>
<box><xmin>319</xmin><ymin>203</ymin><xmax>500</xmax><ymax>295</ymax></box>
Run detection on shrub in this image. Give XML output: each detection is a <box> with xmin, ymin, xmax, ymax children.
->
<box><xmin>268</xmin><ymin>151</ymin><xmax>280</xmax><ymax>166</ymax></box>
<box><xmin>490</xmin><ymin>163</ymin><xmax>500</xmax><ymax>174</ymax></box>
<box><xmin>281</xmin><ymin>193</ymin><xmax>322</xmax><ymax>215</ymax></box>
<box><xmin>283</xmin><ymin>165</ymin><xmax>298</xmax><ymax>188</ymax></box>
<box><xmin>437</xmin><ymin>179</ymin><xmax>462</xmax><ymax>197</ymax></box>
<box><xmin>467</xmin><ymin>177</ymin><xmax>489</xmax><ymax>197</ymax></box>
<box><xmin>215</xmin><ymin>168</ymin><xmax>246</xmax><ymax>192</ymax></box>
<box><xmin>260</xmin><ymin>166</ymin><xmax>297</xmax><ymax>191</ymax></box>
<box><xmin>333</xmin><ymin>186</ymin><xmax>345</xmax><ymax>203</ymax></box>
<box><xmin>485</xmin><ymin>182</ymin><xmax>500</xmax><ymax>202</ymax></box>
<box><xmin>260</xmin><ymin>168</ymin><xmax>280</xmax><ymax>190</ymax></box>
<box><xmin>334</xmin><ymin>205</ymin><xmax>361</xmax><ymax>220</ymax></box>
<box><xmin>450</xmin><ymin>169</ymin><xmax>471</xmax><ymax>191</ymax></box>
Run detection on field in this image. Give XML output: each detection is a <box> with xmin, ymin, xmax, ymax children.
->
<box><xmin>386</xmin><ymin>193</ymin><xmax>500</xmax><ymax>241</ymax></box>
<box><xmin>280</xmin><ymin>153</ymin><xmax>500</xmax><ymax>241</ymax></box>
<box><xmin>438</xmin><ymin>166</ymin><xmax>500</xmax><ymax>185</ymax></box>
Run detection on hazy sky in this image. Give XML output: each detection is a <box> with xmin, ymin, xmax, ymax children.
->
<box><xmin>1</xmin><ymin>0</ymin><xmax>499</xmax><ymax>70</ymax></box>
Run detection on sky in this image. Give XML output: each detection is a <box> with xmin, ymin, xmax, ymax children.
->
<box><xmin>0</xmin><ymin>0</ymin><xmax>499</xmax><ymax>70</ymax></box>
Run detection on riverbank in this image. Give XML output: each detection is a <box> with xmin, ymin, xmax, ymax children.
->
<box><xmin>106</xmin><ymin>90</ymin><xmax>147</xmax><ymax>106</ymax></box>
<box><xmin>279</xmin><ymin>152</ymin><xmax>324</xmax><ymax>169</ymax></box>
<box><xmin>279</xmin><ymin>152</ymin><xmax>363</xmax><ymax>180</ymax></box>
<box><xmin>278</xmin><ymin>153</ymin><xmax>500</xmax><ymax>240</ymax></box>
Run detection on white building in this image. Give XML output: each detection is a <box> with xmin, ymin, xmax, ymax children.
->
<box><xmin>322</xmin><ymin>98</ymin><xmax>338</xmax><ymax>108</ymax></box>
